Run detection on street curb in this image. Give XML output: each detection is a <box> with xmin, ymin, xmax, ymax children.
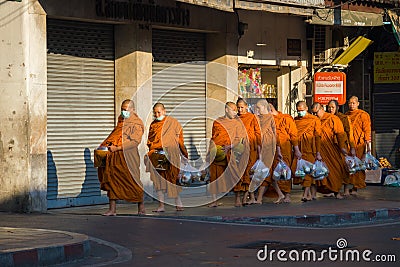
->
<box><xmin>147</xmin><ymin>207</ymin><xmax>400</xmax><ymax>227</ymax></box>
<box><xmin>0</xmin><ymin>227</ymin><xmax>90</xmax><ymax>267</ymax></box>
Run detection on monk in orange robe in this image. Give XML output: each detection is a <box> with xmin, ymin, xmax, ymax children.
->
<box><xmin>252</xmin><ymin>100</ymin><xmax>282</xmax><ymax>204</ymax></box>
<box><xmin>145</xmin><ymin>102</ymin><xmax>188</xmax><ymax>212</ymax></box>
<box><xmin>293</xmin><ymin>101</ymin><xmax>322</xmax><ymax>201</ymax></box>
<box><xmin>265</xmin><ymin>103</ymin><xmax>301</xmax><ymax>203</ymax></box>
<box><xmin>327</xmin><ymin>99</ymin><xmax>355</xmax><ymax>193</ymax></box>
<box><xmin>237</xmin><ymin>98</ymin><xmax>261</xmax><ymax>205</ymax></box>
<box><xmin>97</xmin><ymin>99</ymin><xmax>145</xmax><ymax>216</ymax></box>
<box><xmin>207</xmin><ymin>102</ymin><xmax>249</xmax><ymax>207</ymax></box>
<box><xmin>345</xmin><ymin>96</ymin><xmax>372</xmax><ymax>195</ymax></box>
<box><xmin>311</xmin><ymin>103</ymin><xmax>348</xmax><ymax>198</ymax></box>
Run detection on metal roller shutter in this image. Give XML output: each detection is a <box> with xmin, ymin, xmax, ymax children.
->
<box><xmin>373</xmin><ymin>85</ymin><xmax>400</xmax><ymax>168</ymax></box>
<box><xmin>47</xmin><ymin>19</ymin><xmax>115</xmax><ymax>208</ymax></box>
<box><xmin>152</xmin><ymin>29</ymin><xmax>207</xmax><ymax>165</ymax></box>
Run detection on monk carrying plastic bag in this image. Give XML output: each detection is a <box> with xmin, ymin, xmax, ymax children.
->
<box><xmin>363</xmin><ymin>152</ymin><xmax>380</xmax><ymax>170</ymax></box>
<box><xmin>294</xmin><ymin>158</ymin><xmax>313</xmax><ymax>178</ymax></box>
<box><xmin>311</xmin><ymin>160</ymin><xmax>329</xmax><ymax>180</ymax></box>
<box><xmin>272</xmin><ymin>160</ymin><xmax>292</xmax><ymax>181</ymax></box>
<box><xmin>249</xmin><ymin>159</ymin><xmax>270</xmax><ymax>192</ymax></box>
<box><xmin>178</xmin><ymin>159</ymin><xmax>201</xmax><ymax>185</ymax></box>
<box><xmin>345</xmin><ymin>155</ymin><xmax>366</xmax><ymax>174</ymax></box>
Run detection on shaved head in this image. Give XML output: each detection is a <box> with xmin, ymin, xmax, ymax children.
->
<box><xmin>255</xmin><ymin>99</ymin><xmax>271</xmax><ymax>115</ymax></box>
<box><xmin>349</xmin><ymin>96</ymin><xmax>359</xmax><ymax>102</ymax></box>
<box><xmin>348</xmin><ymin>96</ymin><xmax>360</xmax><ymax>111</ymax></box>
<box><xmin>122</xmin><ymin>99</ymin><xmax>135</xmax><ymax>110</ymax></box>
<box><xmin>257</xmin><ymin>99</ymin><xmax>271</xmax><ymax>111</ymax></box>
<box><xmin>311</xmin><ymin>102</ymin><xmax>322</xmax><ymax>110</ymax></box>
<box><xmin>296</xmin><ymin>101</ymin><xmax>307</xmax><ymax>109</ymax></box>
<box><xmin>236</xmin><ymin>98</ymin><xmax>248</xmax><ymax>106</ymax></box>
<box><xmin>153</xmin><ymin>102</ymin><xmax>165</xmax><ymax>110</ymax></box>
<box><xmin>311</xmin><ymin>102</ymin><xmax>324</xmax><ymax>118</ymax></box>
<box><xmin>225</xmin><ymin>101</ymin><xmax>238</xmax><ymax>119</ymax></box>
<box><xmin>225</xmin><ymin>101</ymin><xmax>236</xmax><ymax>109</ymax></box>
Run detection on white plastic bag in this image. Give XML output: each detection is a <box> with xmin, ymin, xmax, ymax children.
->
<box><xmin>178</xmin><ymin>161</ymin><xmax>201</xmax><ymax>185</ymax></box>
<box><xmin>311</xmin><ymin>160</ymin><xmax>329</xmax><ymax>180</ymax></box>
<box><xmin>294</xmin><ymin>159</ymin><xmax>313</xmax><ymax>178</ymax></box>
<box><xmin>272</xmin><ymin>160</ymin><xmax>292</xmax><ymax>181</ymax></box>
<box><xmin>383</xmin><ymin>174</ymin><xmax>400</xmax><ymax>187</ymax></box>
<box><xmin>249</xmin><ymin>160</ymin><xmax>270</xmax><ymax>192</ymax></box>
<box><xmin>345</xmin><ymin>155</ymin><xmax>366</xmax><ymax>174</ymax></box>
<box><xmin>363</xmin><ymin>152</ymin><xmax>380</xmax><ymax>170</ymax></box>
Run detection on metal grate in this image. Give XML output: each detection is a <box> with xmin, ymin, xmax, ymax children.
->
<box><xmin>47</xmin><ymin>19</ymin><xmax>115</xmax><ymax>208</ymax></box>
<box><xmin>152</xmin><ymin>29</ymin><xmax>207</xmax><ymax>164</ymax></box>
<box><xmin>314</xmin><ymin>25</ymin><xmax>326</xmax><ymax>64</ymax></box>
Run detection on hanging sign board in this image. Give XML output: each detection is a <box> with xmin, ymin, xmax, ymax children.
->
<box><xmin>314</xmin><ymin>72</ymin><xmax>346</xmax><ymax>105</ymax></box>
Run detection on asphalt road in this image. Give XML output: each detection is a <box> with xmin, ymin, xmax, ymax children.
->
<box><xmin>1</xmin><ymin>212</ymin><xmax>399</xmax><ymax>267</ymax></box>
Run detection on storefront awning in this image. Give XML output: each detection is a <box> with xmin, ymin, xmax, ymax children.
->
<box><xmin>310</xmin><ymin>9</ymin><xmax>383</xmax><ymax>27</ymax></box>
<box><xmin>177</xmin><ymin>0</ymin><xmax>234</xmax><ymax>12</ymax></box>
<box><xmin>331</xmin><ymin>36</ymin><xmax>373</xmax><ymax>66</ymax></box>
<box><xmin>234</xmin><ymin>0</ymin><xmax>324</xmax><ymax>16</ymax></box>
<box><xmin>388</xmin><ymin>10</ymin><xmax>400</xmax><ymax>46</ymax></box>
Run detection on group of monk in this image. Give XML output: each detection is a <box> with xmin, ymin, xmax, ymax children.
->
<box><xmin>97</xmin><ymin>95</ymin><xmax>371</xmax><ymax>216</ymax></box>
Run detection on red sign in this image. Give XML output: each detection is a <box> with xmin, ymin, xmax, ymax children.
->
<box><xmin>313</xmin><ymin>72</ymin><xmax>346</xmax><ymax>105</ymax></box>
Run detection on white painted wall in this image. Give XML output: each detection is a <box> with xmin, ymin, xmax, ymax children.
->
<box><xmin>0</xmin><ymin>0</ymin><xmax>47</xmax><ymax>212</ymax></box>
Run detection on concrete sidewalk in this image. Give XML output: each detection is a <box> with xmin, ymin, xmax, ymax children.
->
<box><xmin>1</xmin><ymin>185</ymin><xmax>399</xmax><ymax>266</ymax></box>
<box><xmin>0</xmin><ymin>227</ymin><xmax>89</xmax><ymax>267</ymax></box>
<box><xmin>51</xmin><ymin>185</ymin><xmax>400</xmax><ymax>227</ymax></box>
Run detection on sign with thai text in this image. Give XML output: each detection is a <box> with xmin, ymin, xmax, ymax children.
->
<box><xmin>374</xmin><ymin>52</ymin><xmax>400</xmax><ymax>84</ymax></box>
<box><xmin>314</xmin><ymin>72</ymin><xmax>346</xmax><ymax>105</ymax></box>
<box><xmin>95</xmin><ymin>0</ymin><xmax>190</xmax><ymax>27</ymax></box>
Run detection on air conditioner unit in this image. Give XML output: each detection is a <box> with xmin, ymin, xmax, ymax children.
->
<box><xmin>313</xmin><ymin>47</ymin><xmax>342</xmax><ymax>65</ymax></box>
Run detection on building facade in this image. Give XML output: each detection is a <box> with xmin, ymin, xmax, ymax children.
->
<box><xmin>4</xmin><ymin>0</ymin><xmax>397</xmax><ymax>212</ymax></box>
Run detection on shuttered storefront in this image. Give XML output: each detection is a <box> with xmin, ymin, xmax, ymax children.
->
<box><xmin>152</xmin><ymin>29</ymin><xmax>207</xmax><ymax>164</ymax></box>
<box><xmin>373</xmin><ymin>85</ymin><xmax>400</xmax><ymax>168</ymax></box>
<box><xmin>47</xmin><ymin>19</ymin><xmax>115</xmax><ymax>208</ymax></box>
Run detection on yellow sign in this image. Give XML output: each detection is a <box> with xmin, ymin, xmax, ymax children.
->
<box><xmin>332</xmin><ymin>36</ymin><xmax>373</xmax><ymax>65</ymax></box>
<box><xmin>374</xmin><ymin>52</ymin><xmax>400</xmax><ymax>84</ymax></box>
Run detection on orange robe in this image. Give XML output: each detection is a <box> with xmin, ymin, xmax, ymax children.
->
<box><xmin>146</xmin><ymin>116</ymin><xmax>188</xmax><ymax>198</ymax></box>
<box><xmin>265</xmin><ymin>112</ymin><xmax>298</xmax><ymax>197</ymax></box>
<box><xmin>258</xmin><ymin>114</ymin><xmax>277</xmax><ymax>187</ymax></box>
<box><xmin>238</xmin><ymin>112</ymin><xmax>261</xmax><ymax>191</ymax></box>
<box><xmin>316</xmin><ymin>113</ymin><xmax>347</xmax><ymax>193</ymax></box>
<box><xmin>266</xmin><ymin>112</ymin><xmax>298</xmax><ymax>194</ymax></box>
<box><xmin>208</xmin><ymin>116</ymin><xmax>248</xmax><ymax>194</ymax></box>
<box><xmin>97</xmin><ymin>114</ymin><xmax>144</xmax><ymax>202</ymax></box>
<box><xmin>336</xmin><ymin>112</ymin><xmax>355</xmax><ymax>185</ymax></box>
<box><xmin>345</xmin><ymin>109</ymin><xmax>372</xmax><ymax>189</ymax></box>
<box><xmin>293</xmin><ymin>114</ymin><xmax>321</xmax><ymax>187</ymax></box>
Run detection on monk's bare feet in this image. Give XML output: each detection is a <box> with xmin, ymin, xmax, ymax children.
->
<box><xmin>323</xmin><ymin>193</ymin><xmax>335</xmax><ymax>198</ymax></box>
<box><xmin>284</xmin><ymin>194</ymin><xmax>291</xmax><ymax>203</ymax></box>
<box><xmin>137</xmin><ymin>203</ymin><xmax>145</xmax><ymax>215</ymax></box>
<box><xmin>350</xmin><ymin>189</ymin><xmax>358</xmax><ymax>197</ymax></box>
<box><xmin>176</xmin><ymin>206</ymin><xmax>184</xmax><ymax>211</ymax></box>
<box><xmin>274</xmin><ymin>195</ymin><xmax>285</xmax><ymax>204</ymax></box>
<box><xmin>152</xmin><ymin>207</ymin><xmax>165</xmax><ymax>212</ymax></box>
<box><xmin>102</xmin><ymin>210</ymin><xmax>116</xmax><ymax>216</ymax></box>
<box><xmin>235</xmin><ymin>196</ymin><xmax>243</xmax><ymax>207</ymax></box>
<box><xmin>335</xmin><ymin>193</ymin><xmax>343</xmax><ymax>199</ymax></box>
